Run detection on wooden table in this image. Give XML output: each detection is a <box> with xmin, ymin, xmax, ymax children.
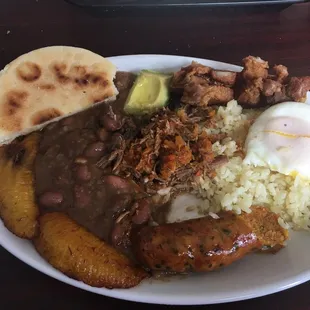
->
<box><xmin>1</xmin><ymin>1</ymin><xmax>310</xmax><ymax>309</ymax></box>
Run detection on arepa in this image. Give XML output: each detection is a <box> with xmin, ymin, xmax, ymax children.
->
<box><xmin>0</xmin><ymin>46</ymin><xmax>118</xmax><ymax>144</ymax></box>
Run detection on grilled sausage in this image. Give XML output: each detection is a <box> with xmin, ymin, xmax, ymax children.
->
<box><xmin>133</xmin><ymin>206</ymin><xmax>288</xmax><ymax>273</ymax></box>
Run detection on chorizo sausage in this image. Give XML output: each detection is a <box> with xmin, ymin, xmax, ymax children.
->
<box><xmin>132</xmin><ymin>206</ymin><xmax>288</xmax><ymax>273</ymax></box>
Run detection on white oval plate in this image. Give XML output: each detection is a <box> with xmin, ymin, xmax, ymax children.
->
<box><xmin>1</xmin><ymin>55</ymin><xmax>310</xmax><ymax>305</ymax></box>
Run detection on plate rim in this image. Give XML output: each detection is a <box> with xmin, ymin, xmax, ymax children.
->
<box><xmin>1</xmin><ymin>53</ymin><xmax>310</xmax><ymax>305</ymax></box>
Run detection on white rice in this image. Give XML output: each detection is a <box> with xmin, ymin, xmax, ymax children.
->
<box><xmin>196</xmin><ymin>100</ymin><xmax>310</xmax><ymax>231</ymax></box>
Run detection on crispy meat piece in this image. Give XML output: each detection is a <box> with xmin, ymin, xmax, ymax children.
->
<box><xmin>181</xmin><ymin>81</ymin><xmax>208</xmax><ymax>105</ymax></box>
<box><xmin>237</xmin><ymin>58</ymin><xmax>288</xmax><ymax>106</ymax></box>
<box><xmin>262</xmin><ymin>79</ymin><xmax>283</xmax><ymax>97</ymax></box>
<box><xmin>238</xmin><ymin>57</ymin><xmax>310</xmax><ymax>106</ymax></box>
<box><xmin>187</xmin><ymin>62</ymin><xmax>212</xmax><ymax>75</ymax></box>
<box><xmin>159</xmin><ymin>153</ymin><xmax>177</xmax><ymax>181</ymax></box>
<box><xmin>211</xmin><ymin>70</ymin><xmax>237</xmax><ymax>86</ymax></box>
<box><xmin>266</xmin><ymin>88</ymin><xmax>288</xmax><ymax>105</ymax></box>
<box><xmin>242</xmin><ymin>56</ymin><xmax>269</xmax><ymax>80</ymax></box>
<box><xmin>187</xmin><ymin>75</ymin><xmax>211</xmax><ymax>86</ymax></box>
<box><xmin>182</xmin><ymin>82</ymin><xmax>234</xmax><ymax>106</ymax></box>
<box><xmin>174</xmin><ymin>135</ymin><xmax>193</xmax><ymax>164</ymax></box>
<box><xmin>237</xmin><ymin>57</ymin><xmax>269</xmax><ymax>106</ymax></box>
<box><xmin>286</xmin><ymin>76</ymin><xmax>310</xmax><ymax>102</ymax></box>
<box><xmin>171</xmin><ymin>61</ymin><xmax>211</xmax><ymax>92</ymax></box>
<box><xmin>192</xmin><ymin>132</ymin><xmax>214</xmax><ymax>163</ymax></box>
<box><xmin>251</xmin><ymin>77</ymin><xmax>264</xmax><ymax>89</ymax></box>
<box><xmin>172</xmin><ymin>55</ymin><xmax>309</xmax><ymax>108</ymax></box>
<box><xmin>273</xmin><ymin>64</ymin><xmax>289</xmax><ymax>83</ymax></box>
<box><xmin>171</xmin><ymin>62</ymin><xmax>235</xmax><ymax>107</ymax></box>
<box><xmin>238</xmin><ymin>77</ymin><xmax>265</xmax><ymax>106</ymax></box>
<box><xmin>135</xmin><ymin>145</ymin><xmax>155</xmax><ymax>175</ymax></box>
<box><xmin>238</xmin><ymin>85</ymin><xmax>261</xmax><ymax>106</ymax></box>
<box><xmin>160</xmin><ymin>135</ymin><xmax>192</xmax><ymax>180</ymax></box>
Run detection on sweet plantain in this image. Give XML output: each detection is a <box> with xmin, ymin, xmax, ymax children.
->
<box><xmin>34</xmin><ymin>212</ymin><xmax>149</xmax><ymax>289</ymax></box>
<box><xmin>0</xmin><ymin>133</ymin><xmax>40</xmax><ymax>238</ymax></box>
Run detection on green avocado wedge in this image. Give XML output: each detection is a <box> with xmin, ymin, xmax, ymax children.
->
<box><xmin>124</xmin><ymin>70</ymin><xmax>172</xmax><ymax>115</ymax></box>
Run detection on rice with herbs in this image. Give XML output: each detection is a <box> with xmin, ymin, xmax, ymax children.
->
<box><xmin>196</xmin><ymin>100</ymin><xmax>310</xmax><ymax>231</ymax></box>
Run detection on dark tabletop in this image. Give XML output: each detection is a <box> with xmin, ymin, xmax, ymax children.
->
<box><xmin>1</xmin><ymin>0</ymin><xmax>310</xmax><ymax>309</ymax></box>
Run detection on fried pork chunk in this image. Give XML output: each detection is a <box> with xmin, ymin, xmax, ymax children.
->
<box><xmin>182</xmin><ymin>81</ymin><xmax>234</xmax><ymax>107</ymax></box>
<box><xmin>170</xmin><ymin>61</ymin><xmax>212</xmax><ymax>92</ymax></box>
<box><xmin>241</xmin><ymin>56</ymin><xmax>269</xmax><ymax>80</ymax></box>
<box><xmin>172</xmin><ymin>56</ymin><xmax>310</xmax><ymax>108</ymax></box>
<box><xmin>237</xmin><ymin>57</ymin><xmax>310</xmax><ymax>106</ymax></box>
<box><xmin>286</xmin><ymin>76</ymin><xmax>310</xmax><ymax>102</ymax></box>
<box><xmin>171</xmin><ymin>62</ymin><xmax>235</xmax><ymax>107</ymax></box>
<box><xmin>210</xmin><ymin>69</ymin><xmax>237</xmax><ymax>86</ymax></box>
<box><xmin>237</xmin><ymin>56</ymin><xmax>280</xmax><ymax>106</ymax></box>
<box><xmin>273</xmin><ymin>64</ymin><xmax>289</xmax><ymax>82</ymax></box>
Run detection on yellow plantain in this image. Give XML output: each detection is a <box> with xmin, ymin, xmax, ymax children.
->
<box><xmin>0</xmin><ymin>133</ymin><xmax>40</xmax><ymax>238</ymax></box>
<box><xmin>34</xmin><ymin>212</ymin><xmax>149</xmax><ymax>289</ymax></box>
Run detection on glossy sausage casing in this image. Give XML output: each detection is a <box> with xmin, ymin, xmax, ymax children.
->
<box><xmin>133</xmin><ymin>212</ymin><xmax>262</xmax><ymax>273</ymax></box>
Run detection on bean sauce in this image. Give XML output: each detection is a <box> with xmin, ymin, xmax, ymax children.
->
<box><xmin>34</xmin><ymin>72</ymin><xmax>147</xmax><ymax>250</ymax></box>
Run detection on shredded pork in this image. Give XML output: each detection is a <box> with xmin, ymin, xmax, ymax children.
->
<box><xmin>97</xmin><ymin>106</ymin><xmax>228</xmax><ymax>195</ymax></box>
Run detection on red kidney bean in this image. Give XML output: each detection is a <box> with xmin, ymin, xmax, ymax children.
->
<box><xmin>97</xmin><ymin>128</ymin><xmax>109</xmax><ymax>141</ymax></box>
<box><xmin>84</xmin><ymin>141</ymin><xmax>106</xmax><ymax>158</ymax></box>
<box><xmin>111</xmin><ymin>194</ymin><xmax>133</xmax><ymax>215</ymax></box>
<box><xmin>103</xmin><ymin>175</ymin><xmax>133</xmax><ymax>194</ymax></box>
<box><xmin>101</xmin><ymin>114</ymin><xmax>124</xmax><ymax>132</ymax></box>
<box><xmin>111</xmin><ymin>216</ymin><xmax>131</xmax><ymax>248</ymax></box>
<box><xmin>75</xmin><ymin>164</ymin><xmax>91</xmax><ymax>182</ymax></box>
<box><xmin>39</xmin><ymin>191</ymin><xmax>63</xmax><ymax>207</ymax></box>
<box><xmin>132</xmin><ymin>198</ymin><xmax>151</xmax><ymax>225</ymax></box>
<box><xmin>74</xmin><ymin>185</ymin><xmax>91</xmax><ymax>209</ymax></box>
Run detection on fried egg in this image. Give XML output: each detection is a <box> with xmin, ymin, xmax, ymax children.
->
<box><xmin>244</xmin><ymin>102</ymin><xmax>310</xmax><ymax>179</ymax></box>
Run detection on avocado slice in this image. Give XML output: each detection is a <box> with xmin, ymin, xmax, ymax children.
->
<box><xmin>124</xmin><ymin>70</ymin><xmax>172</xmax><ymax>115</ymax></box>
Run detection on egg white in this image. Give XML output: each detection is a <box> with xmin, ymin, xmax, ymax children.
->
<box><xmin>244</xmin><ymin>102</ymin><xmax>310</xmax><ymax>179</ymax></box>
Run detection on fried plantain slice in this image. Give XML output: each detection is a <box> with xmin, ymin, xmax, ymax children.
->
<box><xmin>0</xmin><ymin>133</ymin><xmax>40</xmax><ymax>238</ymax></box>
<box><xmin>34</xmin><ymin>212</ymin><xmax>149</xmax><ymax>289</ymax></box>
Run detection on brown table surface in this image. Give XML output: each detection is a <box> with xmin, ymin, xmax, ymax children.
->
<box><xmin>1</xmin><ymin>0</ymin><xmax>310</xmax><ymax>309</ymax></box>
